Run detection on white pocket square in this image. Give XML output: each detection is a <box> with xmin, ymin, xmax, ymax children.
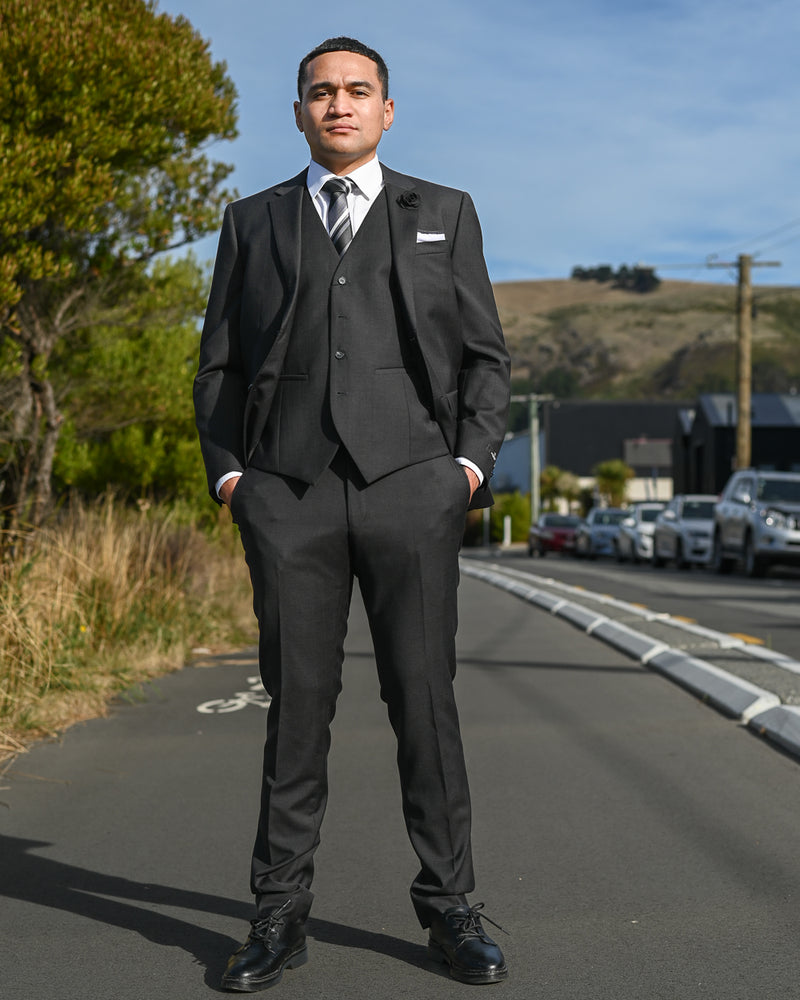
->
<box><xmin>416</xmin><ymin>231</ymin><xmax>446</xmax><ymax>243</ymax></box>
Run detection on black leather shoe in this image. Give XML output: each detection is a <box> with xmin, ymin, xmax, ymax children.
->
<box><xmin>428</xmin><ymin>903</ymin><xmax>508</xmax><ymax>984</ymax></box>
<box><xmin>221</xmin><ymin>901</ymin><xmax>307</xmax><ymax>992</ymax></box>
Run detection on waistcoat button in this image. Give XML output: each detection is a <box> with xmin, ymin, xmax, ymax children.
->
<box><xmin>334</xmin><ymin>350</ymin><xmax>346</xmax><ymax>360</ymax></box>
<box><xmin>337</xmin><ymin>276</ymin><xmax>347</xmax><ymax>285</ymax></box>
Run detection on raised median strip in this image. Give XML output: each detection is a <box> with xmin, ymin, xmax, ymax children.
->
<box><xmin>461</xmin><ymin>559</ymin><xmax>799</xmax><ymax>760</ymax></box>
<box><xmin>748</xmin><ymin>705</ymin><xmax>800</xmax><ymax>755</ymax></box>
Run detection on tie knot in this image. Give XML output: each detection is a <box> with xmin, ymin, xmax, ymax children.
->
<box><xmin>323</xmin><ymin>177</ymin><xmax>350</xmax><ymax>197</ymax></box>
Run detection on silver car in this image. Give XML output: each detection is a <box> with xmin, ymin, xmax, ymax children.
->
<box><xmin>574</xmin><ymin>507</ymin><xmax>628</xmax><ymax>559</ymax></box>
<box><xmin>615</xmin><ymin>502</ymin><xmax>665</xmax><ymax>564</ymax></box>
<box><xmin>712</xmin><ymin>470</ymin><xmax>800</xmax><ymax>577</ymax></box>
<box><xmin>652</xmin><ymin>494</ymin><xmax>717</xmax><ymax>569</ymax></box>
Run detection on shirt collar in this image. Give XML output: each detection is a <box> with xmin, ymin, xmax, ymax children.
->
<box><xmin>307</xmin><ymin>156</ymin><xmax>384</xmax><ymax>202</ymax></box>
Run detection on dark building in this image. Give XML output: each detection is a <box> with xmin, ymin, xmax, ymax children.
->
<box><xmin>494</xmin><ymin>400</ymin><xmax>687</xmax><ymax>497</ymax></box>
<box><xmin>542</xmin><ymin>400</ymin><xmax>684</xmax><ymax>477</ymax></box>
<box><xmin>676</xmin><ymin>393</ymin><xmax>800</xmax><ymax>494</ymax></box>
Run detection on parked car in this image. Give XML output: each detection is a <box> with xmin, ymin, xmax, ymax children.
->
<box><xmin>614</xmin><ymin>502</ymin><xmax>665</xmax><ymax>563</ymax></box>
<box><xmin>712</xmin><ymin>469</ymin><xmax>800</xmax><ymax>577</ymax></box>
<box><xmin>574</xmin><ymin>507</ymin><xmax>628</xmax><ymax>559</ymax></box>
<box><xmin>652</xmin><ymin>494</ymin><xmax>717</xmax><ymax>569</ymax></box>
<box><xmin>528</xmin><ymin>512</ymin><xmax>582</xmax><ymax>557</ymax></box>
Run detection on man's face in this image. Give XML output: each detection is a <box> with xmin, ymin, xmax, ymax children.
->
<box><xmin>294</xmin><ymin>50</ymin><xmax>394</xmax><ymax>174</ymax></box>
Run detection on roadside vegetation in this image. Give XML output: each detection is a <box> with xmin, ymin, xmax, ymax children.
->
<box><xmin>0</xmin><ymin>500</ymin><xmax>253</xmax><ymax>759</ymax></box>
<box><xmin>0</xmin><ymin>1</ymin><xmax>246</xmax><ymax>760</ymax></box>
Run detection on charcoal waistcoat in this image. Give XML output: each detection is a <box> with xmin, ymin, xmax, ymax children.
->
<box><xmin>249</xmin><ymin>189</ymin><xmax>448</xmax><ymax>484</ymax></box>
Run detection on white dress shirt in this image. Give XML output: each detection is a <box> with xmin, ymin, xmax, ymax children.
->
<box><xmin>214</xmin><ymin>155</ymin><xmax>482</xmax><ymax>497</ymax></box>
<box><xmin>306</xmin><ymin>156</ymin><xmax>384</xmax><ymax>237</ymax></box>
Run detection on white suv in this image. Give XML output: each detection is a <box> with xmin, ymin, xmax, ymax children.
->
<box><xmin>712</xmin><ymin>470</ymin><xmax>800</xmax><ymax>577</ymax></box>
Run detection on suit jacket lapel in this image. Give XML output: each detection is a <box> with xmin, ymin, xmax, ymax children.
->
<box><xmin>269</xmin><ymin>171</ymin><xmax>306</xmax><ymax>298</ymax></box>
<box><xmin>245</xmin><ymin>172</ymin><xmax>306</xmax><ymax>458</ymax></box>
<box><xmin>382</xmin><ymin>165</ymin><xmax>451</xmax><ymax>410</ymax></box>
<box><xmin>382</xmin><ymin>168</ymin><xmax>419</xmax><ymax>343</ymax></box>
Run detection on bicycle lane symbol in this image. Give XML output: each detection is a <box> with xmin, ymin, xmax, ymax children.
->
<box><xmin>197</xmin><ymin>675</ymin><xmax>271</xmax><ymax>714</ymax></box>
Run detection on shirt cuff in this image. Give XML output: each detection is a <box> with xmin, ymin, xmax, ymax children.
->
<box><xmin>455</xmin><ymin>457</ymin><xmax>484</xmax><ymax>485</ymax></box>
<box><xmin>215</xmin><ymin>471</ymin><xmax>243</xmax><ymax>499</ymax></box>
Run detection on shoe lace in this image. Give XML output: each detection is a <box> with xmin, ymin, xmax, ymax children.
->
<box><xmin>460</xmin><ymin>902</ymin><xmax>510</xmax><ymax>938</ymax></box>
<box><xmin>248</xmin><ymin>898</ymin><xmax>292</xmax><ymax>941</ymax></box>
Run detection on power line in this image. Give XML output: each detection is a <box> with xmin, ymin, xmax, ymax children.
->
<box><xmin>753</xmin><ymin>229</ymin><xmax>800</xmax><ymax>257</ymax></box>
<box><xmin>711</xmin><ymin>217</ymin><xmax>800</xmax><ymax>259</ymax></box>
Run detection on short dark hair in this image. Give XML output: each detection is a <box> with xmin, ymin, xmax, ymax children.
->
<box><xmin>297</xmin><ymin>37</ymin><xmax>389</xmax><ymax>101</ymax></box>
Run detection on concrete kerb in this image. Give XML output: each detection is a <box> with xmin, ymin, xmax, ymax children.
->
<box><xmin>748</xmin><ymin>705</ymin><xmax>800</xmax><ymax>755</ymax></box>
<box><xmin>461</xmin><ymin>560</ymin><xmax>798</xmax><ymax>760</ymax></box>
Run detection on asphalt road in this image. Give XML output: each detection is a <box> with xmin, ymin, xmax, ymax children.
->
<box><xmin>506</xmin><ymin>549</ymin><xmax>800</xmax><ymax>660</ymax></box>
<box><xmin>3</xmin><ymin>574</ymin><xmax>800</xmax><ymax>999</ymax></box>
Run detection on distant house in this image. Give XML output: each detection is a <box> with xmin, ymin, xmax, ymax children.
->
<box><xmin>674</xmin><ymin>393</ymin><xmax>800</xmax><ymax>494</ymax></box>
<box><xmin>494</xmin><ymin>400</ymin><xmax>687</xmax><ymax>502</ymax></box>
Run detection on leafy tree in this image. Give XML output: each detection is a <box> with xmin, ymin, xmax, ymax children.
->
<box><xmin>52</xmin><ymin>255</ymin><xmax>208</xmax><ymax>502</ymax></box>
<box><xmin>0</xmin><ymin>0</ymin><xmax>237</xmax><ymax>531</ymax></box>
<box><xmin>592</xmin><ymin>458</ymin><xmax>634</xmax><ymax>507</ymax></box>
<box><xmin>555</xmin><ymin>469</ymin><xmax>580</xmax><ymax>507</ymax></box>
<box><xmin>490</xmin><ymin>491</ymin><xmax>531</xmax><ymax>543</ymax></box>
<box><xmin>540</xmin><ymin>464</ymin><xmax>581</xmax><ymax>511</ymax></box>
<box><xmin>539</xmin><ymin>365</ymin><xmax>579</xmax><ymax>398</ymax></box>
<box><xmin>540</xmin><ymin>465</ymin><xmax>563</xmax><ymax>509</ymax></box>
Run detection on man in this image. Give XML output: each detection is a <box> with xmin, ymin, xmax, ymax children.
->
<box><xmin>194</xmin><ymin>37</ymin><xmax>510</xmax><ymax>991</ymax></box>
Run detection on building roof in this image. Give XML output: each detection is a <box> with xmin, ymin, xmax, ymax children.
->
<box><xmin>699</xmin><ymin>393</ymin><xmax>800</xmax><ymax>428</ymax></box>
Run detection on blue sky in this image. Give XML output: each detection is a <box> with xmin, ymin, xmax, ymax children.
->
<box><xmin>157</xmin><ymin>0</ymin><xmax>800</xmax><ymax>288</ymax></box>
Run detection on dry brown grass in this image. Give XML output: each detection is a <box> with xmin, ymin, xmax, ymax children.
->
<box><xmin>493</xmin><ymin>278</ymin><xmax>800</xmax><ymax>396</ymax></box>
<box><xmin>0</xmin><ymin>495</ymin><xmax>253</xmax><ymax>759</ymax></box>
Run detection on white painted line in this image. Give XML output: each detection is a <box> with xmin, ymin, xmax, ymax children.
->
<box><xmin>462</xmin><ymin>561</ymin><xmax>783</xmax><ymax>726</ymax></box>
<box><xmin>474</xmin><ymin>561</ymin><xmax>800</xmax><ymax>677</ymax></box>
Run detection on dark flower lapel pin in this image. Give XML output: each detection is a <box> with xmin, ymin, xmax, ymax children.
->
<box><xmin>397</xmin><ymin>189</ymin><xmax>420</xmax><ymax>210</ymax></box>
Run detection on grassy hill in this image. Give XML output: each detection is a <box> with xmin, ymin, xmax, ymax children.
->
<box><xmin>493</xmin><ymin>278</ymin><xmax>800</xmax><ymax>400</ymax></box>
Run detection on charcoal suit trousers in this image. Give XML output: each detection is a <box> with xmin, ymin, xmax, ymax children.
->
<box><xmin>230</xmin><ymin>449</ymin><xmax>476</xmax><ymax>927</ymax></box>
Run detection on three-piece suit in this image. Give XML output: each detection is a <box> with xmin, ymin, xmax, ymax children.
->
<box><xmin>193</xmin><ymin>162</ymin><xmax>510</xmax><ymax>927</ymax></box>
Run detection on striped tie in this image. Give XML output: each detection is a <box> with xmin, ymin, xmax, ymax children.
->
<box><xmin>323</xmin><ymin>177</ymin><xmax>353</xmax><ymax>256</ymax></box>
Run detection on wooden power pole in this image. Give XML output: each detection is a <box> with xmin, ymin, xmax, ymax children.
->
<box><xmin>707</xmin><ymin>253</ymin><xmax>780</xmax><ymax>469</ymax></box>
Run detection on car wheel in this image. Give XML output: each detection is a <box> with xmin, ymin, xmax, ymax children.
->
<box><xmin>615</xmin><ymin>542</ymin><xmax>624</xmax><ymax>563</ymax></box>
<box><xmin>711</xmin><ymin>531</ymin><xmax>734</xmax><ymax>574</ymax></box>
<box><xmin>538</xmin><ymin>545</ymin><xmax>547</xmax><ymax>558</ymax></box>
<box><xmin>676</xmin><ymin>539</ymin><xmax>690</xmax><ymax>571</ymax></box>
<box><xmin>743</xmin><ymin>532</ymin><xmax>766</xmax><ymax>578</ymax></box>
<box><xmin>652</xmin><ymin>547</ymin><xmax>665</xmax><ymax>569</ymax></box>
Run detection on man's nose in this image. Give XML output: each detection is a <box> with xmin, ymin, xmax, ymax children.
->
<box><xmin>328</xmin><ymin>91</ymin><xmax>352</xmax><ymax>115</ymax></box>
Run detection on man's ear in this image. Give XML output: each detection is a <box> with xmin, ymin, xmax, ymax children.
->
<box><xmin>294</xmin><ymin>101</ymin><xmax>303</xmax><ymax>132</ymax></box>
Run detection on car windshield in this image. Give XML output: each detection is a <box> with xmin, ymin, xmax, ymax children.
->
<box><xmin>756</xmin><ymin>478</ymin><xmax>800</xmax><ymax>504</ymax></box>
<box><xmin>593</xmin><ymin>511</ymin><xmax>626</xmax><ymax>526</ymax></box>
<box><xmin>640</xmin><ymin>508</ymin><xmax>662</xmax><ymax>523</ymax></box>
<box><xmin>682</xmin><ymin>500</ymin><xmax>715</xmax><ymax>519</ymax></box>
<box><xmin>542</xmin><ymin>515</ymin><xmax>580</xmax><ymax>527</ymax></box>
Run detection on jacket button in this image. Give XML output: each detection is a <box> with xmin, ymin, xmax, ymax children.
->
<box><xmin>334</xmin><ymin>350</ymin><xmax>346</xmax><ymax>360</ymax></box>
<box><xmin>337</xmin><ymin>276</ymin><xmax>347</xmax><ymax>285</ymax></box>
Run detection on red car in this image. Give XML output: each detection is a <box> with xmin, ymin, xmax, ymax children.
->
<box><xmin>528</xmin><ymin>513</ymin><xmax>582</xmax><ymax>557</ymax></box>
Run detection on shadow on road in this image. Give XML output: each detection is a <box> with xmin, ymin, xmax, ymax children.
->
<box><xmin>0</xmin><ymin>835</ymin><xmax>432</xmax><ymax>990</ymax></box>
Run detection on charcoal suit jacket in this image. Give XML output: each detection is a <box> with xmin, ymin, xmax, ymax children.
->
<box><xmin>193</xmin><ymin>163</ymin><xmax>510</xmax><ymax>510</ymax></box>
